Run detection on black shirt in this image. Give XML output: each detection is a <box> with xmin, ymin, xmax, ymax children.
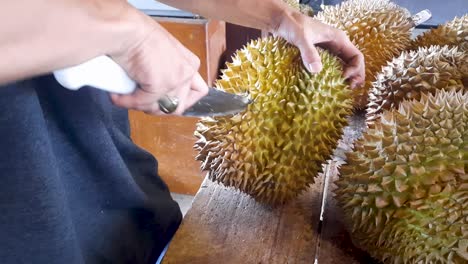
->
<box><xmin>0</xmin><ymin>75</ymin><xmax>182</xmax><ymax>264</ymax></box>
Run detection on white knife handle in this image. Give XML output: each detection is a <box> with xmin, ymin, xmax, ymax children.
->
<box><xmin>408</xmin><ymin>9</ymin><xmax>432</xmax><ymax>28</ymax></box>
<box><xmin>53</xmin><ymin>55</ymin><xmax>137</xmax><ymax>94</ymax></box>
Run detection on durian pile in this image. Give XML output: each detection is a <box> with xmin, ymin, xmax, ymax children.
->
<box><xmin>333</xmin><ymin>4</ymin><xmax>468</xmax><ymax>264</ymax></box>
<box><xmin>335</xmin><ymin>90</ymin><xmax>468</xmax><ymax>263</ymax></box>
<box><xmin>194</xmin><ymin>0</ymin><xmax>423</xmax><ymax>205</ymax></box>
<box><xmin>193</xmin><ymin>0</ymin><xmax>467</xmax><ymax>262</ymax></box>
<box><xmin>195</xmin><ymin>37</ymin><xmax>353</xmax><ymax>204</ymax></box>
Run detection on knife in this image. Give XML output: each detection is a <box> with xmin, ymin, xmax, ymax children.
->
<box><xmin>53</xmin><ymin>55</ymin><xmax>250</xmax><ymax>117</ymax></box>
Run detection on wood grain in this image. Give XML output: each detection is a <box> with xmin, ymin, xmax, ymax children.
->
<box><xmin>129</xmin><ymin>18</ymin><xmax>226</xmax><ymax>195</ymax></box>
<box><xmin>163</xmin><ymin>177</ymin><xmax>324</xmax><ymax>264</ymax></box>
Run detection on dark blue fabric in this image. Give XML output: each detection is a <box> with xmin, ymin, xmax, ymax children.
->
<box><xmin>0</xmin><ymin>75</ymin><xmax>182</xmax><ymax>264</ymax></box>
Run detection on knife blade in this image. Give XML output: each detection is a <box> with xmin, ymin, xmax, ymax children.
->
<box><xmin>53</xmin><ymin>55</ymin><xmax>250</xmax><ymax>117</ymax></box>
<box><xmin>183</xmin><ymin>87</ymin><xmax>251</xmax><ymax>117</ymax></box>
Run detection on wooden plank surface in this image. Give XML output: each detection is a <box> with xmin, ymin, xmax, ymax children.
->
<box><xmin>163</xmin><ymin>177</ymin><xmax>324</xmax><ymax>264</ymax></box>
<box><xmin>162</xmin><ymin>113</ymin><xmax>374</xmax><ymax>263</ymax></box>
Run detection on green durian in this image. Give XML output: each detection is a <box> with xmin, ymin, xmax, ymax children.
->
<box><xmin>367</xmin><ymin>45</ymin><xmax>468</xmax><ymax>124</ymax></box>
<box><xmin>315</xmin><ymin>0</ymin><xmax>414</xmax><ymax>109</ymax></box>
<box><xmin>194</xmin><ymin>37</ymin><xmax>353</xmax><ymax>204</ymax></box>
<box><xmin>411</xmin><ymin>14</ymin><xmax>468</xmax><ymax>52</ymax></box>
<box><xmin>336</xmin><ymin>90</ymin><xmax>468</xmax><ymax>263</ymax></box>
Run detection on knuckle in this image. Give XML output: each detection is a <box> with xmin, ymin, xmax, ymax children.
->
<box><xmin>183</xmin><ymin>58</ymin><xmax>199</xmax><ymax>75</ymax></box>
<box><xmin>358</xmin><ymin>53</ymin><xmax>365</xmax><ymax>64</ymax></box>
<box><xmin>190</xmin><ymin>55</ymin><xmax>201</xmax><ymax>69</ymax></box>
<box><xmin>337</xmin><ymin>30</ymin><xmax>348</xmax><ymax>40</ymax></box>
<box><xmin>145</xmin><ymin>103</ymin><xmax>162</xmax><ymax>115</ymax></box>
<box><xmin>183</xmin><ymin>48</ymin><xmax>201</xmax><ymax>70</ymax></box>
<box><xmin>322</xmin><ymin>25</ymin><xmax>337</xmax><ymax>40</ymax></box>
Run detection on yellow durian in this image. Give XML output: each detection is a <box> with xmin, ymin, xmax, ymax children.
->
<box><xmin>336</xmin><ymin>90</ymin><xmax>468</xmax><ymax>263</ymax></box>
<box><xmin>194</xmin><ymin>37</ymin><xmax>353</xmax><ymax>204</ymax></box>
<box><xmin>411</xmin><ymin>14</ymin><xmax>468</xmax><ymax>51</ymax></box>
<box><xmin>315</xmin><ymin>0</ymin><xmax>414</xmax><ymax>109</ymax></box>
<box><xmin>367</xmin><ymin>45</ymin><xmax>468</xmax><ymax>124</ymax></box>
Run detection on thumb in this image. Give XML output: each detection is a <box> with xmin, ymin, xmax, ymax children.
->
<box><xmin>297</xmin><ymin>42</ymin><xmax>323</xmax><ymax>73</ymax></box>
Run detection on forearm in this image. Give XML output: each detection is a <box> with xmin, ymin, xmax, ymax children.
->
<box><xmin>159</xmin><ymin>0</ymin><xmax>295</xmax><ymax>33</ymax></box>
<box><xmin>0</xmin><ymin>0</ymin><xmax>148</xmax><ymax>85</ymax></box>
<box><xmin>160</xmin><ymin>0</ymin><xmax>365</xmax><ymax>86</ymax></box>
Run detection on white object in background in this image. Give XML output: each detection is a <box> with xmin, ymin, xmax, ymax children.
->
<box><xmin>409</xmin><ymin>9</ymin><xmax>432</xmax><ymax>27</ymax></box>
<box><xmin>53</xmin><ymin>56</ymin><xmax>137</xmax><ymax>94</ymax></box>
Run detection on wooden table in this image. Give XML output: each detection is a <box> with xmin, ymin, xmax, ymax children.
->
<box><xmin>162</xmin><ymin>112</ymin><xmax>381</xmax><ymax>263</ymax></box>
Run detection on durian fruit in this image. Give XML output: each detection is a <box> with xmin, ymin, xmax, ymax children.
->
<box><xmin>335</xmin><ymin>90</ymin><xmax>468</xmax><ymax>263</ymax></box>
<box><xmin>411</xmin><ymin>14</ymin><xmax>468</xmax><ymax>52</ymax></box>
<box><xmin>315</xmin><ymin>0</ymin><xmax>414</xmax><ymax>109</ymax></box>
<box><xmin>283</xmin><ymin>0</ymin><xmax>314</xmax><ymax>16</ymax></box>
<box><xmin>367</xmin><ymin>45</ymin><xmax>468</xmax><ymax>124</ymax></box>
<box><xmin>194</xmin><ymin>37</ymin><xmax>353</xmax><ymax>204</ymax></box>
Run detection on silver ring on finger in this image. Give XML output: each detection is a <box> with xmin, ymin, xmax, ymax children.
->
<box><xmin>158</xmin><ymin>95</ymin><xmax>179</xmax><ymax>114</ymax></box>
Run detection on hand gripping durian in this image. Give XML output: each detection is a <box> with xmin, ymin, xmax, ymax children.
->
<box><xmin>315</xmin><ymin>0</ymin><xmax>416</xmax><ymax>109</ymax></box>
<box><xmin>194</xmin><ymin>37</ymin><xmax>353</xmax><ymax>204</ymax></box>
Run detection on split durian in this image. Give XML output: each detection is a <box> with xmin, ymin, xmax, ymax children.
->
<box><xmin>335</xmin><ymin>90</ymin><xmax>468</xmax><ymax>263</ymax></box>
<box><xmin>194</xmin><ymin>37</ymin><xmax>353</xmax><ymax>204</ymax></box>
<box><xmin>411</xmin><ymin>14</ymin><xmax>468</xmax><ymax>52</ymax></box>
<box><xmin>367</xmin><ymin>45</ymin><xmax>468</xmax><ymax>123</ymax></box>
<box><xmin>315</xmin><ymin>0</ymin><xmax>414</xmax><ymax>109</ymax></box>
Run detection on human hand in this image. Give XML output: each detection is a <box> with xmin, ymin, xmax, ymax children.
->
<box><xmin>274</xmin><ymin>12</ymin><xmax>365</xmax><ymax>88</ymax></box>
<box><xmin>109</xmin><ymin>16</ymin><xmax>208</xmax><ymax>115</ymax></box>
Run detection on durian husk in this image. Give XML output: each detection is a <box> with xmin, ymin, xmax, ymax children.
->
<box><xmin>194</xmin><ymin>37</ymin><xmax>353</xmax><ymax>204</ymax></box>
<box><xmin>411</xmin><ymin>14</ymin><xmax>468</xmax><ymax>52</ymax></box>
<box><xmin>335</xmin><ymin>90</ymin><xmax>468</xmax><ymax>263</ymax></box>
<box><xmin>315</xmin><ymin>0</ymin><xmax>414</xmax><ymax>109</ymax></box>
<box><xmin>367</xmin><ymin>45</ymin><xmax>468</xmax><ymax>124</ymax></box>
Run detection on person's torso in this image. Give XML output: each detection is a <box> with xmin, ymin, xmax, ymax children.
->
<box><xmin>0</xmin><ymin>75</ymin><xmax>181</xmax><ymax>264</ymax></box>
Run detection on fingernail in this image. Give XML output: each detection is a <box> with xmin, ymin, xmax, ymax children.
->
<box><xmin>308</xmin><ymin>62</ymin><xmax>322</xmax><ymax>73</ymax></box>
